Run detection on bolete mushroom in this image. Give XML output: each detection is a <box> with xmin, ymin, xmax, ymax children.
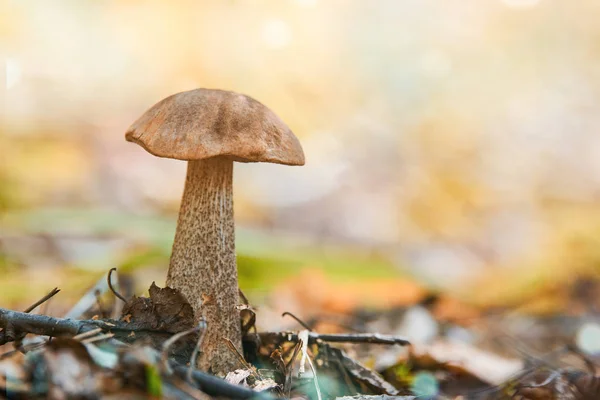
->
<box><xmin>125</xmin><ymin>88</ymin><xmax>304</xmax><ymax>374</ymax></box>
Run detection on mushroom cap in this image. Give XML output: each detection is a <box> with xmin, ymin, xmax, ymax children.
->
<box><xmin>125</xmin><ymin>88</ymin><xmax>305</xmax><ymax>166</ymax></box>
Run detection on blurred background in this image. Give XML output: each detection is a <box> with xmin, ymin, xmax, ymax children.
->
<box><xmin>2</xmin><ymin>0</ymin><xmax>600</xmax><ymax>315</ymax></box>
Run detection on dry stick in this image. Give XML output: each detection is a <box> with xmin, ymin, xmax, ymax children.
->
<box><xmin>224</xmin><ymin>338</ymin><xmax>253</xmax><ymax>370</ymax></box>
<box><xmin>284</xmin><ymin>341</ymin><xmax>303</xmax><ymax>397</ymax></box>
<box><xmin>258</xmin><ymin>331</ymin><xmax>410</xmax><ymax>346</ymax></box>
<box><xmin>187</xmin><ymin>318</ymin><xmax>208</xmax><ymax>383</ymax></box>
<box><xmin>161</xmin><ymin>327</ymin><xmax>200</xmax><ymax>375</ymax></box>
<box><xmin>0</xmin><ymin>307</ymin><xmax>134</xmax><ymax>346</ymax></box>
<box><xmin>223</xmin><ymin>338</ymin><xmax>264</xmax><ymax>384</ymax></box>
<box><xmin>23</xmin><ymin>287</ymin><xmax>61</xmax><ymax>313</ymax></box>
<box><xmin>286</xmin><ymin>340</ymin><xmax>303</xmax><ymax>372</ymax></box>
<box><xmin>107</xmin><ymin>267</ymin><xmax>127</xmax><ymax>303</ymax></box>
<box><xmin>238</xmin><ymin>289</ymin><xmax>250</xmax><ymax>306</ymax></box>
<box><xmin>81</xmin><ymin>332</ymin><xmax>115</xmax><ymax>344</ymax></box>
<box><xmin>281</xmin><ymin>312</ymin><xmax>312</xmax><ymax>331</ymax></box>
<box><xmin>5</xmin><ymin>287</ymin><xmax>62</xmax><ymax>351</ymax></box>
<box><xmin>73</xmin><ymin>328</ymin><xmax>103</xmax><ymax>341</ymax></box>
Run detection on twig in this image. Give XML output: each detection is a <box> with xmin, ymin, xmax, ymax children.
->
<box><xmin>23</xmin><ymin>287</ymin><xmax>61</xmax><ymax>313</ymax></box>
<box><xmin>0</xmin><ymin>307</ymin><xmax>155</xmax><ymax>345</ymax></box>
<box><xmin>107</xmin><ymin>267</ymin><xmax>127</xmax><ymax>303</ymax></box>
<box><xmin>5</xmin><ymin>287</ymin><xmax>61</xmax><ymax>349</ymax></box>
<box><xmin>238</xmin><ymin>288</ymin><xmax>250</xmax><ymax>305</ymax></box>
<box><xmin>73</xmin><ymin>328</ymin><xmax>103</xmax><ymax>341</ymax></box>
<box><xmin>81</xmin><ymin>332</ymin><xmax>115</xmax><ymax>344</ymax></box>
<box><xmin>161</xmin><ymin>327</ymin><xmax>199</xmax><ymax>375</ymax></box>
<box><xmin>286</xmin><ymin>340</ymin><xmax>303</xmax><ymax>371</ymax></box>
<box><xmin>281</xmin><ymin>312</ymin><xmax>312</xmax><ymax>331</ymax></box>
<box><xmin>284</xmin><ymin>341</ymin><xmax>303</xmax><ymax>397</ymax></box>
<box><xmin>224</xmin><ymin>338</ymin><xmax>253</xmax><ymax>370</ymax></box>
<box><xmin>187</xmin><ymin>318</ymin><xmax>208</xmax><ymax>383</ymax></box>
<box><xmin>258</xmin><ymin>331</ymin><xmax>410</xmax><ymax>346</ymax></box>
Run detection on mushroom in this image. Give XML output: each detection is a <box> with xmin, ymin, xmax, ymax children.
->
<box><xmin>125</xmin><ymin>88</ymin><xmax>304</xmax><ymax>374</ymax></box>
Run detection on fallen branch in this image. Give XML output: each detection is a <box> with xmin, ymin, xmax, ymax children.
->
<box><xmin>258</xmin><ymin>331</ymin><xmax>410</xmax><ymax>347</ymax></box>
<box><xmin>1</xmin><ymin>308</ymin><xmax>94</xmax><ymax>345</ymax></box>
<box><xmin>0</xmin><ymin>307</ymin><xmax>161</xmax><ymax>346</ymax></box>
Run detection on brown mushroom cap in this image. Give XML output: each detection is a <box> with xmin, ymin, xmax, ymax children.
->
<box><xmin>125</xmin><ymin>88</ymin><xmax>305</xmax><ymax>166</ymax></box>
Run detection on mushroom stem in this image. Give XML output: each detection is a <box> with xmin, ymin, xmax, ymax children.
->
<box><xmin>167</xmin><ymin>157</ymin><xmax>241</xmax><ymax>374</ymax></box>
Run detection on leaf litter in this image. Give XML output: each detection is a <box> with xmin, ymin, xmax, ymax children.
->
<box><xmin>1</xmin><ymin>269</ymin><xmax>600</xmax><ymax>399</ymax></box>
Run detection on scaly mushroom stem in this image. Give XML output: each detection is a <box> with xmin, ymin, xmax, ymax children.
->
<box><xmin>167</xmin><ymin>157</ymin><xmax>241</xmax><ymax>374</ymax></box>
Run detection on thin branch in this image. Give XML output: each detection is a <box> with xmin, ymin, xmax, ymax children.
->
<box><xmin>23</xmin><ymin>287</ymin><xmax>60</xmax><ymax>313</ymax></box>
<box><xmin>258</xmin><ymin>331</ymin><xmax>410</xmax><ymax>347</ymax></box>
<box><xmin>284</xmin><ymin>341</ymin><xmax>303</xmax><ymax>397</ymax></box>
<box><xmin>224</xmin><ymin>338</ymin><xmax>252</xmax><ymax>370</ymax></box>
<box><xmin>281</xmin><ymin>312</ymin><xmax>312</xmax><ymax>331</ymax></box>
<box><xmin>0</xmin><ymin>307</ymin><xmax>149</xmax><ymax>345</ymax></box>
<box><xmin>187</xmin><ymin>318</ymin><xmax>207</xmax><ymax>383</ymax></box>
<box><xmin>81</xmin><ymin>332</ymin><xmax>115</xmax><ymax>344</ymax></box>
<box><xmin>161</xmin><ymin>327</ymin><xmax>199</xmax><ymax>375</ymax></box>
<box><xmin>238</xmin><ymin>288</ymin><xmax>249</xmax><ymax>305</ymax></box>
<box><xmin>73</xmin><ymin>328</ymin><xmax>103</xmax><ymax>341</ymax></box>
<box><xmin>286</xmin><ymin>340</ymin><xmax>303</xmax><ymax>371</ymax></box>
<box><xmin>107</xmin><ymin>268</ymin><xmax>127</xmax><ymax>303</ymax></box>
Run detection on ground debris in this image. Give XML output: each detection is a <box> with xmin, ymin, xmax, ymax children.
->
<box><xmin>336</xmin><ymin>396</ymin><xmax>415</xmax><ymax>400</ymax></box>
<box><xmin>408</xmin><ymin>340</ymin><xmax>523</xmax><ymax>385</ymax></box>
<box><xmin>3</xmin><ymin>272</ymin><xmax>600</xmax><ymax>400</ymax></box>
<box><xmin>225</xmin><ymin>368</ymin><xmax>279</xmax><ymax>392</ymax></box>
<box><xmin>121</xmin><ymin>281</ymin><xmax>194</xmax><ymax>333</ymax></box>
<box><xmin>503</xmin><ymin>369</ymin><xmax>600</xmax><ymax>400</ymax></box>
<box><xmin>323</xmin><ymin>346</ymin><xmax>401</xmax><ymax>396</ymax></box>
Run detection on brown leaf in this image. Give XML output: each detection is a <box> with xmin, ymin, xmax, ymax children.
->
<box><xmin>120</xmin><ymin>282</ymin><xmax>194</xmax><ymax>333</ymax></box>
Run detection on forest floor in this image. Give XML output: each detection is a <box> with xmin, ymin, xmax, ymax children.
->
<box><xmin>1</xmin><ymin>264</ymin><xmax>600</xmax><ymax>399</ymax></box>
